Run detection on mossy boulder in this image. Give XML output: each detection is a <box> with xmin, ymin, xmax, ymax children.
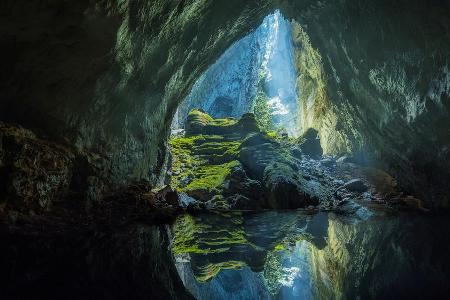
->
<box><xmin>185</xmin><ymin>109</ymin><xmax>214</xmax><ymax>135</ymax></box>
<box><xmin>171</xmin><ymin>111</ymin><xmax>327</xmax><ymax>210</ymax></box>
<box><xmin>185</xmin><ymin>109</ymin><xmax>259</xmax><ymax>138</ymax></box>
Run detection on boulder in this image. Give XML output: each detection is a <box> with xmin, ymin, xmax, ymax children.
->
<box><xmin>336</xmin><ymin>155</ymin><xmax>353</xmax><ymax>164</ymax></box>
<box><xmin>185</xmin><ymin>109</ymin><xmax>260</xmax><ymax>138</ymax></box>
<box><xmin>239</xmin><ymin>141</ymin><xmax>278</xmax><ymax>180</ymax></box>
<box><xmin>263</xmin><ymin>162</ymin><xmax>318</xmax><ymax>209</ymax></box>
<box><xmin>343</xmin><ymin>179</ymin><xmax>368</xmax><ymax>192</ymax></box>
<box><xmin>222</xmin><ymin>163</ymin><xmax>265</xmax><ymax>210</ymax></box>
<box><xmin>185</xmin><ymin>109</ymin><xmax>214</xmax><ymax>136</ymax></box>
<box><xmin>298</xmin><ymin>128</ymin><xmax>323</xmax><ymax>158</ymax></box>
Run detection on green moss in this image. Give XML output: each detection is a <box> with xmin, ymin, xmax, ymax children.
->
<box><xmin>170</xmin><ymin>116</ymin><xmax>246</xmax><ymax>201</ymax></box>
<box><xmin>172</xmin><ymin>214</ymin><xmax>250</xmax><ymax>255</ymax></box>
<box><xmin>193</xmin><ymin>140</ymin><xmax>241</xmax><ymax>164</ymax></box>
<box><xmin>169</xmin><ymin>135</ymin><xmax>207</xmax><ymax>189</ymax></box>
<box><xmin>209</xmin><ymin>117</ymin><xmax>237</xmax><ymax>127</ymax></box>
<box><xmin>267</xmin><ymin>131</ymin><xmax>278</xmax><ymax>139</ymax></box>
<box><xmin>172</xmin><ymin>213</ymin><xmax>258</xmax><ymax>282</ymax></box>
<box><xmin>195</xmin><ymin>261</ymin><xmax>246</xmax><ymax>282</ymax></box>
<box><xmin>184</xmin><ymin>160</ymin><xmax>239</xmax><ymax>196</ymax></box>
<box><xmin>172</xmin><ymin>214</ymin><xmax>214</xmax><ymax>255</ymax></box>
<box><xmin>187</xmin><ymin>109</ymin><xmax>237</xmax><ymax>128</ymax></box>
<box><xmin>194</xmin><ymin>141</ymin><xmax>240</xmax><ymax>155</ymax></box>
<box><xmin>188</xmin><ymin>109</ymin><xmax>213</xmax><ymax>123</ymax></box>
<box><xmin>274</xmin><ymin>243</ymin><xmax>285</xmax><ymax>251</ymax></box>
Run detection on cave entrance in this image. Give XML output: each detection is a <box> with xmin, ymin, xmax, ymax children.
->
<box><xmin>171</xmin><ymin>10</ymin><xmax>300</xmax><ymax>137</ymax></box>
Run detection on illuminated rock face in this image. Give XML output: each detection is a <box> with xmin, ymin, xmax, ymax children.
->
<box><xmin>1</xmin><ymin>0</ymin><xmax>449</xmax><ymax>207</ymax></box>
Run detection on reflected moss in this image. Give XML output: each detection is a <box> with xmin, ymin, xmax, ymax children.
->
<box><xmin>172</xmin><ymin>213</ymin><xmax>250</xmax><ymax>256</ymax></box>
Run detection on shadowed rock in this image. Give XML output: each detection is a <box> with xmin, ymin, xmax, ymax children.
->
<box><xmin>298</xmin><ymin>128</ymin><xmax>323</xmax><ymax>159</ymax></box>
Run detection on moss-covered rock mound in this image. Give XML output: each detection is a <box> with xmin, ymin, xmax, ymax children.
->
<box><xmin>170</xmin><ymin>110</ymin><xmax>324</xmax><ymax>210</ymax></box>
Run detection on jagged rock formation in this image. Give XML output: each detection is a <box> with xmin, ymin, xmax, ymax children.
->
<box><xmin>171</xmin><ymin>109</ymin><xmax>430</xmax><ymax>211</ymax></box>
<box><xmin>0</xmin><ymin>122</ymin><xmax>110</xmax><ymax>214</ymax></box>
<box><xmin>297</xmin><ymin>128</ymin><xmax>323</xmax><ymax>158</ymax></box>
<box><xmin>285</xmin><ymin>1</ymin><xmax>450</xmax><ymax>206</ymax></box>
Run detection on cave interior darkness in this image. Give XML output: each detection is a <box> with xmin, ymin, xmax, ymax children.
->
<box><xmin>1</xmin><ymin>1</ymin><xmax>450</xmax><ymax>299</ymax></box>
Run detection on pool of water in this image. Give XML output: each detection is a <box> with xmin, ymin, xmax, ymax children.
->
<box><xmin>172</xmin><ymin>210</ymin><xmax>450</xmax><ymax>299</ymax></box>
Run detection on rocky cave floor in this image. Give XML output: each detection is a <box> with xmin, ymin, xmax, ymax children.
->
<box><xmin>168</xmin><ymin>109</ymin><xmax>426</xmax><ymax>216</ymax></box>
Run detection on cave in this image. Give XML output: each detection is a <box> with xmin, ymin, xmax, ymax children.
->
<box><xmin>1</xmin><ymin>1</ymin><xmax>450</xmax><ymax>299</ymax></box>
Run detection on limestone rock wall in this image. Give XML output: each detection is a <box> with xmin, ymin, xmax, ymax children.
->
<box><xmin>284</xmin><ymin>0</ymin><xmax>450</xmax><ymax>206</ymax></box>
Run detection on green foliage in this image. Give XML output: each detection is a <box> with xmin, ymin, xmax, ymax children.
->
<box><xmin>172</xmin><ymin>214</ymin><xmax>213</xmax><ymax>254</ymax></box>
<box><xmin>263</xmin><ymin>251</ymin><xmax>284</xmax><ymax>295</ymax></box>
<box><xmin>252</xmin><ymin>72</ymin><xmax>273</xmax><ymax>132</ymax></box>
<box><xmin>253</xmin><ymin>90</ymin><xmax>273</xmax><ymax>132</ymax></box>
<box><xmin>209</xmin><ymin>117</ymin><xmax>237</xmax><ymax>127</ymax></box>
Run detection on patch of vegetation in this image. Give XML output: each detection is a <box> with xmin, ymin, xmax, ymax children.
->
<box><xmin>172</xmin><ymin>213</ymin><xmax>259</xmax><ymax>282</ymax></box>
<box><xmin>252</xmin><ymin>75</ymin><xmax>273</xmax><ymax>132</ymax></box>
<box><xmin>169</xmin><ymin>131</ymin><xmax>243</xmax><ymax>201</ymax></box>
<box><xmin>188</xmin><ymin>108</ymin><xmax>213</xmax><ymax>123</ymax></box>
<box><xmin>263</xmin><ymin>250</ymin><xmax>284</xmax><ymax>295</ymax></box>
<box><xmin>195</xmin><ymin>260</ymin><xmax>247</xmax><ymax>282</ymax></box>
<box><xmin>209</xmin><ymin>117</ymin><xmax>237</xmax><ymax>127</ymax></box>
<box><xmin>184</xmin><ymin>160</ymin><xmax>239</xmax><ymax>197</ymax></box>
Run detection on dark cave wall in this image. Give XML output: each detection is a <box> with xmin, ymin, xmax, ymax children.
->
<box><xmin>0</xmin><ymin>0</ymin><xmax>274</xmax><ymax>189</ymax></box>
<box><xmin>1</xmin><ymin>0</ymin><xmax>449</xmax><ymax>207</ymax></box>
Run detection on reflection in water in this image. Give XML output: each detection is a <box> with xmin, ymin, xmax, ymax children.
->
<box><xmin>172</xmin><ymin>211</ymin><xmax>450</xmax><ymax>299</ymax></box>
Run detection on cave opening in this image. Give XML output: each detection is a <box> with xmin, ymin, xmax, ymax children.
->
<box><xmin>171</xmin><ymin>10</ymin><xmax>300</xmax><ymax>137</ymax></box>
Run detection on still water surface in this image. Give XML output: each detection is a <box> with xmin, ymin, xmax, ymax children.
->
<box><xmin>172</xmin><ymin>211</ymin><xmax>450</xmax><ymax>299</ymax></box>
